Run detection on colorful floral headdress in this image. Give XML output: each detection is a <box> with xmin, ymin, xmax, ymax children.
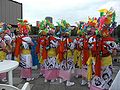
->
<box><xmin>88</xmin><ymin>17</ymin><xmax>98</xmax><ymax>28</ymax></box>
<box><xmin>0</xmin><ymin>22</ymin><xmax>12</xmax><ymax>34</ymax></box>
<box><xmin>38</xmin><ymin>19</ymin><xmax>55</xmax><ymax>35</ymax></box>
<box><xmin>56</xmin><ymin>19</ymin><xmax>72</xmax><ymax>36</ymax></box>
<box><xmin>17</xmin><ymin>18</ymin><xmax>31</xmax><ymax>34</ymax></box>
<box><xmin>98</xmin><ymin>8</ymin><xmax>117</xmax><ymax>37</ymax></box>
<box><xmin>76</xmin><ymin>21</ymin><xmax>86</xmax><ymax>36</ymax></box>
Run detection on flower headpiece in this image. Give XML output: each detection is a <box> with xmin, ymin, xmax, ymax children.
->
<box><xmin>56</xmin><ymin>19</ymin><xmax>72</xmax><ymax>36</ymax></box>
<box><xmin>38</xmin><ymin>19</ymin><xmax>55</xmax><ymax>35</ymax></box>
<box><xmin>98</xmin><ymin>8</ymin><xmax>117</xmax><ymax>37</ymax></box>
<box><xmin>17</xmin><ymin>18</ymin><xmax>31</xmax><ymax>34</ymax></box>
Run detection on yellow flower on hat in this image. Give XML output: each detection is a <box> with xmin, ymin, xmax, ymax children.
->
<box><xmin>98</xmin><ymin>9</ymin><xmax>108</xmax><ymax>13</ymax></box>
<box><xmin>77</xmin><ymin>29</ymin><xmax>81</xmax><ymax>35</ymax></box>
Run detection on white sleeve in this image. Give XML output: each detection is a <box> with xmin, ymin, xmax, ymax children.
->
<box><xmin>50</xmin><ymin>40</ymin><xmax>58</xmax><ymax>47</ymax></box>
<box><xmin>22</xmin><ymin>37</ymin><xmax>32</xmax><ymax>44</ymax></box>
<box><xmin>4</xmin><ymin>35</ymin><xmax>12</xmax><ymax>43</ymax></box>
<box><xmin>70</xmin><ymin>42</ymin><xmax>74</xmax><ymax>50</ymax></box>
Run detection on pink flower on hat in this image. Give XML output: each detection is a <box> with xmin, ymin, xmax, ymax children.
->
<box><xmin>48</xmin><ymin>29</ymin><xmax>55</xmax><ymax>34</ymax></box>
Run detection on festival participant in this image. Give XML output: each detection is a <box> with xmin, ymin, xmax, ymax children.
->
<box><xmin>14</xmin><ymin>19</ymin><xmax>34</xmax><ymax>81</ymax></box>
<box><xmin>80</xmin><ymin>17</ymin><xmax>101</xmax><ymax>87</ymax></box>
<box><xmin>3</xmin><ymin>24</ymin><xmax>13</xmax><ymax>60</ymax></box>
<box><xmin>90</xmin><ymin>8</ymin><xmax>117</xmax><ymax>90</ymax></box>
<box><xmin>85</xmin><ymin>17</ymin><xmax>98</xmax><ymax>87</ymax></box>
<box><xmin>36</xmin><ymin>19</ymin><xmax>59</xmax><ymax>82</ymax></box>
<box><xmin>0</xmin><ymin>22</ymin><xmax>8</xmax><ymax>82</ymax></box>
<box><xmin>73</xmin><ymin>34</ymin><xmax>81</xmax><ymax>78</ymax></box>
<box><xmin>74</xmin><ymin>21</ymin><xmax>86</xmax><ymax>78</ymax></box>
<box><xmin>86</xmin><ymin>32</ymin><xmax>97</xmax><ymax>88</ymax></box>
<box><xmin>73</xmin><ymin>30</ymin><xmax>82</xmax><ymax>78</ymax></box>
<box><xmin>36</xmin><ymin>30</ymin><xmax>47</xmax><ymax>77</ymax></box>
<box><xmin>75</xmin><ymin>21</ymin><xmax>90</xmax><ymax>86</ymax></box>
<box><xmin>31</xmin><ymin>35</ymin><xmax>39</xmax><ymax>68</ymax></box>
<box><xmin>36</xmin><ymin>20</ymin><xmax>50</xmax><ymax>82</ymax></box>
<box><xmin>44</xmin><ymin>27</ymin><xmax>59</xmax><ymax>83</ymax></box>
<box><xmin>57</xmin><ymin>20</ymin><xmax>75</xmax><ymax>86</ymax></box>
<box><xmin>80</xmin><ymin>33</ymin><xmax>89</xmax><ymax>86</ymax></box>
<box><xmin>14</xmin><ymin>28</ymin><xmax>22</xmax><ymax>62</ymax></box>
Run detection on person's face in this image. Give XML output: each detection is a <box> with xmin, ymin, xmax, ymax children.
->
<box><xmin>0</xmin><ymin>32</ymin><xmax>4</xmax><ymax>37</ymax></box>
<box><xmin>16</xmin><ymin>31</ymin><xmax>20</xmax><ymax>35</ymax></box>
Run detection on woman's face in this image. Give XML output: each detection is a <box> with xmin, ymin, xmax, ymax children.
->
<box><xmin>0</xmin><ymin>32</ymin><xmax>4</xmax><ymax>37</ymax></box>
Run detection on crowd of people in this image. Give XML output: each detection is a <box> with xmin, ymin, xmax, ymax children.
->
<box><xmin>0</xmin><ymin>8</ymin><xmax>119</xmax><ymax>90</ymax></box>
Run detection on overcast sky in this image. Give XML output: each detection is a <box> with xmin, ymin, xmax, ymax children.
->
<box><xmin>16</xmin><ymin>0</ymin><xmax>120</xmax><ymax>26</ymax></box>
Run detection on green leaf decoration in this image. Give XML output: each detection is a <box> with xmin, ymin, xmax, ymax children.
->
<box><xmin>100</xmin><ymin>12</ymin><xmax>104</xmax><ymax>17</ymax></box>
<box><xmin>95</xmin><ymin>29</ymin><xmax>99</xmax><ymax>35</ymax></box>
<box><xmin>112</xmin><ymin>11</ymin><xmax>116</xmax><ymax>22</ymax></box>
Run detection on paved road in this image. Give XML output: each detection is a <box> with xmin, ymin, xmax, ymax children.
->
<box><xmin>0</xmin><ymin>61</ymin><xmax>120</xmax><ymax>90</ymax></box>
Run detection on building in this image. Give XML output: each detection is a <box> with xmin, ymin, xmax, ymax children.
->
<box><xmin>45</xmin><ymin>17</ymin><xmax>53</xmax><ymax>23</ymax></box>
<box><xmin>0</xmin><ymin>0</ymin><xmax>22</xmax><ymax>26</ymax></box>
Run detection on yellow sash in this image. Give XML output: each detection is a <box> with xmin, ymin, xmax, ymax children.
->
<box><xmin>86</xmin><ymin>51</ymin><xmax>95</xmax><ymax>81</ymax></box>
<box><xmin>101</xmin><ymin>55</ymin><xmax>112</xmax><ymax>66</ymax></box>
<box><xmin>0</xmin><ymin>51</ymin><xmax>6</xmax><ymax>60</ymax></box>
<box><xmin>64</xmin><ymin>49</ymin><xmax>73</xmax><ymax>59</ymax></box>
<box><xmin>73</xmin><ymin>50</ymin><xmax>82</xmax><ymax>68</ymax></box>
<box><xmin>38</xmin><ymin>48</ymin><xmax>43</xmax><ymax>64</ymax></box>
<box><xmin>48</xmin><ymin>48</ymin><xmax>56</xmax><ymax>57</ymax></box>
<box><xmin>86</xmin><ymin>52</ymin><xmax>112</xmax><ymax>81</ymax></box>
<box><xmin>21</xmin><ymin>49</ymin><xmax>31</xmax><ymax>55</ymax></box>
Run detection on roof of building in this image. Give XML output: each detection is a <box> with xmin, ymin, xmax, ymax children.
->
<box><xmin>8</xmin><ymin>0</ymin><xmax>22</xmax><ymax>5</ymax></box>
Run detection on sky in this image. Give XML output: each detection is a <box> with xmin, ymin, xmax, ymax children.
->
<box><xmin>16</xmin><ymin>0</ymin><xmax>120</xmax><ymax>26</ymax></box>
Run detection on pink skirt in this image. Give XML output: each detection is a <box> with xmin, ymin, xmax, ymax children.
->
<box><xmin>0</xmin><ymin>73</ymin><xmax>6</xmax><ymax>79</ymax></box>
<box><xmin>59</xmin><ymin>70</ymin><xmax>71</xmax><ymax>81</ymax></box>
<box><xmin>44</xmin><ymin>69</ymin><xmax>59</xmax><ymax>80</ymax></box>
<box><xmin>90</xmin><ymin>85</ymin><xmax>103</xmax><ymax>90</ymax></box>
<box><xmin>81</xmin><ymin>68</ymin><xmax>87</xmax><ymax>78</ymax></box>
<box><xmin>20</xmin><ymin>68</ymin><xmax>32</xmax><ymax>78</ymax></box>
<box><xmin>75</xmin><ymin>68</ymin><xmax>82</xmax><ymax>76</ymax></box>
<box><xmin>40</xmin><ymin>67</ymin><xmax>46</xmax><ymax>76</ymax></box>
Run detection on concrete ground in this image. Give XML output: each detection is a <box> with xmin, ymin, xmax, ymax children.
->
<box><xmin>0</xmin><ymin>60</ymin><xmax>120</xmax><ymax>90</ymax></box>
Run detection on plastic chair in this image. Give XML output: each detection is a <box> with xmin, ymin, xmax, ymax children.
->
<box><xmin>0</xmin><ymin>82</ymin><xmax>30</xmax><ymax>90</ymax></box>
